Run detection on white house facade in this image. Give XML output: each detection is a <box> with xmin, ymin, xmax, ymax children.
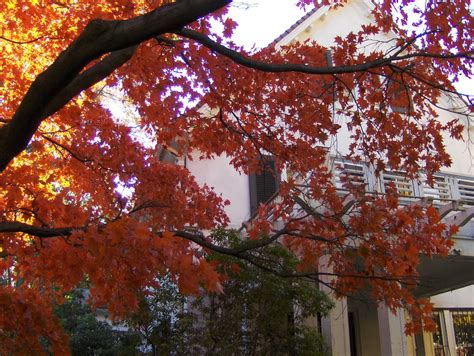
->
<box><xmin>179</xmin><ymin>1</ymin><xmax>474</xmax><ymax>355</ymax></box>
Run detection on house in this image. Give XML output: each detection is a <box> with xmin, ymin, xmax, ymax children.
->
<box><xmin>170</xmin><ymin>1</ymin><xmax>474</xmax><ymax>355</ymax></box>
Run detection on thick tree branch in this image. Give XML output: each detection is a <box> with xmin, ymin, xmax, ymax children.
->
<box><xmin>173</xmin><ymin>228</ymin><xmax>292</xmax><ymax>255</ymax></box>
<box><xmin>0</xmin><ymin>220</ymin><xmax>419</xmax><ymax>287</ymax></box>
<box><xmin>0</xmin><ymin>221</ymin><xmax>83</xmax><ymax>238</ymax></box>
<box><xmin>0</xmin><ymin>0</ymin><xmax>231</xmax><ymax>172</ymax></box>
<box><xmin>0</xmin><ymin>220</ymin><xmax>288</xmax><ymax>256</ymax></box>
<box><xmin>175</xmin><ymin>28</ymin><xmax>393</xmax><ymax>75</ymax></box>
<box><xmin>41</xmin><ymin>45</ymin><xmax>138</xmax><ymax>119</ymax></box>
<box><xmin>2</xmin><ymin>4</ymin><xmax>470</xmax><ymax>173</ymax></box>
<box><xmin>175</xmin><ymin>27</ymin><xmax>472</xmax><ymax>75</ymax></box>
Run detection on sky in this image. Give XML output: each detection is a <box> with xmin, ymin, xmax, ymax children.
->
<box><xmin>228</xmin><ymin>1</ymin><xmax>308</xmax><ymax>49</ymax></box>
<box><xmin>227</xmin><ymin>0</ymin><xmax>473</xmax><ymax>97</ymax></box>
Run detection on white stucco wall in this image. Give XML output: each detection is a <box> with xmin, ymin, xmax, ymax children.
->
<box><xmin>349</xmin><ymin>300</ymin><xmax>382</xmax><ymax>356</ymax></box>
<box><xmin>182</xmin><ymin>3</ymin><xmax>472</xmax><ymax>356</ymax></box>
<box><xmin>185</xmin><ymin>152</ymin><xmax>251</xmax><ymax>229</ymax></box>
<box><xmin>279</xmin><ymin>0</ymin><xmax>473</xmax><ymax>177</ymax></box>
<box><xmin>283</xmin><ymin>0</ymin><xmax>474</xmax><ymax>336</ymax></box>
<box><xmin>436</xmin><ymin>96</ymin><xmax>474</xmax><ymax>176</ymax></box>
<box><xmin>186</xmin><ymin>0</ymin><xmax>472</xmax><ymax>232</ymax></box>
<box><xmin>431</xmin><ymin>285</ymin><xmax>474</xmax><ymax>308</ymax></box>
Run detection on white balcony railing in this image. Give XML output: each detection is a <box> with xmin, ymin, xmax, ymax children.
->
<box><xmin>458</xmin><ymin>179</ymin><xmax>474</xmax><ymax>205</ymax></box>
<box><xmin>333</xmin><ymin>159</ymin><xmax>474</xmax><ymax>207</ymax></box>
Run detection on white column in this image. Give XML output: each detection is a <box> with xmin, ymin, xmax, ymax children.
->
<box><xmin>321</xmin><ymin>297</ymin><xmax>351</xmax><ymax>356</ymax></box>
<box><xmin>443</xmin><ymin>310</ymin><xmax>457</xmax><ymax>356</ymax></box>
<box><xmin>377</xmin><ymin>304</ymin><xmax>408</xmax><ymax>356</ymax></box>
<box><xmin>319</xmin><ymin>256</ymin><xmax>351</xmax><ymax>355</ymax></box>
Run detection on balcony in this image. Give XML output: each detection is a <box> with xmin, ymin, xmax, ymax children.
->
<box><xmin>331</xmin><ymin>159</ymin><xmax>474</xmax><ymax>296</ymax></box>
<box><xmin>332</xmin><ymin>159</ymin><xmax>474</xmax><ymax>231</ymax></box>
<box><xmin>333</xmin><ymin>159</ymin><xmax>474</xmax><ymax>206</ymax></box>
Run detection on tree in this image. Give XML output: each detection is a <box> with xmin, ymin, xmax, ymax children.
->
<box><xmin>0</xmin><ymin>0</ymin><xmax>472</xmax><ymax>353</ymax></box>
<box><xmin>54</xmin><ymin>289</ymin><xmax>140</xmax><ymax>356</ymax></box>
<box><xmin>123</xmin><ymin>233</ymin><xmax>332</xmax><ymax>355</ymax></box>
<box><xmin>187</xmin><ymin>230</ymin><xmax>333</xmax><ymax>356</ymax></box>
<box><xmin>124</xmin><ymin>276</ymin><xmax>195</xmax><ymax>355</ymax></box>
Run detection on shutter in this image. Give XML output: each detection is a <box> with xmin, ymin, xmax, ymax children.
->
<box><xmin>157</xmin><ymin>142</ymin><xmax>178</xmax><ymax>164</ymax></box>
<box><xmin>324</xmin><ymin>50</ymin><xmax>333</xmax><ymax>67</ymax></box>
<box><xmin>249</xmin><ymin>157</ymin><xmax>279</xmax><ymax>215</ymax></box>
<box><xmin>324</xmin><ymin>50</ymin><xmax>337</xmax><ymax>102</ymax></box>
<box><xmin>387</xmin><ymin>79</ymin><xmax>413</xmax><ymax>114</ymax></box>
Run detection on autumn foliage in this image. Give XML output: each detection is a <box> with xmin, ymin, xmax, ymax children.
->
<box><xmin>0</xmin><ymin>0</ymin><xmax>472</xmax><ymax>353</ymax></box>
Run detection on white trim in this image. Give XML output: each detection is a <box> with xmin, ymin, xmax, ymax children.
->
<box><xmin>275</xmin><ymin>0</ymin><xmax>376</xmax><ymax>49</ymax></box>
<box><xmin>275</xmin><ymin>5</ymin><xmax>331</xmax><ymax>48</ymax></box>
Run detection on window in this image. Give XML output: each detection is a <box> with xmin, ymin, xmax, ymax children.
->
<box><xmin>249</xmin><ymin>157</ymin><xmax>279</xmax><ymax>216</ymax></box>
<box><xmin>157</xmin><ymin>139</ymin><xmax>180</xmax><ymax>164</ymax></box>
<box><xmin>452</xmin><ymin>309</ymin><xmax>474</xmax><ymax>356</ymax></box>
<box><xmin>433</xmin><ymin>311</ymin><xmax>449</xmax><ymax>356</ymax></box>
<box><xmin>433</xmin><ymin>309</ymin><xmax>474</xmax><ymax>356</ymax></box>
<box><xmin>387</xmin><ymin>78</ymin><xmax>413</xmax><ymax>114</ymax></box>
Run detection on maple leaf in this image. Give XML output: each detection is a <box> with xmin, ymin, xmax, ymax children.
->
<box><xmin>0</xmin><ymin>0</ymin><xmax>472</xmax><ymax>353</ymax></box>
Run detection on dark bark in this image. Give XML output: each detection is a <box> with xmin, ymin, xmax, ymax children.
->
<box><xmin>0</xmin><ymin>0</ymin><xmax>231</xmax><ymax>172</ymax></box>
<box><xmin>0</xmin><ymin>221</ymin><xmax>82</xmax><ymax>238</ymax></box>
<box><xmin>1</xmin><ymin>1</ymin><xmax>471</xmax><ymax>172</ymax></box>
<box><xmin>0</xmin><ymin>220</ymin><xmax>418</xmax><ymax>288</ymax></box>
<box><xmin>41</xmin><ymin>46</ymin><xmax>138</xmax><ymax>119</ymax></box>
<box><xmin>174</xmin><ymin>28</ymin><xmax>473</xmax><ymax>75</ymax></box>
<box><xmin>287</xmin><ymin>308</ymin><xmax>296</xmax><ymax>356</ymax></box>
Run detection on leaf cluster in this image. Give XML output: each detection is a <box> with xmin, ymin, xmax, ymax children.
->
<box><xmin>186</xmin><ymin>230</ymin><xmax>333</xmax><ymax>356</ymax></box>
<box><xmin>54</xmin><ymin>289</ymin><xmax>139</xmax><ymax>356</ymax></box>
